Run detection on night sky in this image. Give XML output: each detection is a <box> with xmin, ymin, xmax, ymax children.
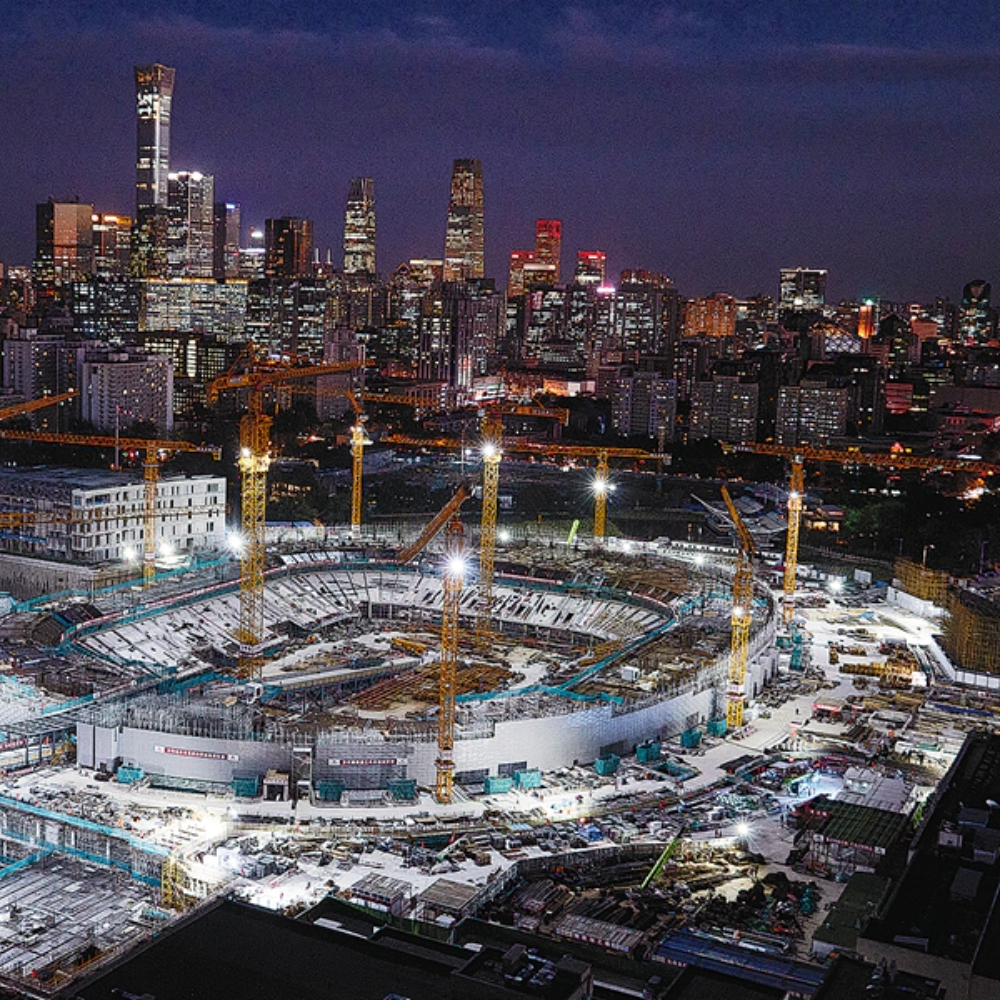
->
<box><xmin>2</xmin><ymin>0</ymin><xmax>1000</xmax><ymax>301</ymax></box>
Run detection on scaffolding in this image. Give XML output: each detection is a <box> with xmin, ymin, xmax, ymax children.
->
<box><xmin>894</xmin><ymin>558</ymin><xmax>949</xmax><ymax>605</ymax></box>
<box><xmin>0</xmin><ymin>794</ymin><xmax>167</xmax><ymax>887</ymax></box>
<box><xmin>942</xmin><ymin>588</ymin><xmax>1000</xmax><ymax>677</ymax></box>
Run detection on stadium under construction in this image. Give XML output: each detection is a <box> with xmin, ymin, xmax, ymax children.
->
<box><xmin>59</xmin><ymin>538</ymin><xmax>777</xmax><ymax>803</ymax></box>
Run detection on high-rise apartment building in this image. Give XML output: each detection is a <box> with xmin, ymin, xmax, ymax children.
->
<box><xmin>610</xmin><ymin>371</ymin><xmax>678</xmax><ymax>439</ymax></box>
<box><xmin>79</xmin><ymin>349</ymin><xmax>174</xmax><ymax>435</ymax></box>
<box><xmin>134</xmin><ymin>64</ymin><xmax>176</xmax><ymax>213</ymax></box>
<box><xmin>343</xmin><ymin>178</ymin><xmax>376</xmax><ymax>275</ymax></box>
<box><xmin>779</xmin><ymin>267</ymin><xmax>827</xmax><ymax>312</ymax></box>
<box><xmin>535</xmin><ymin>219</ymin><xmax>562</xmax><ymax>283</ymax></box>
<box><xmin>418</xmin><ymin>280</ymin><xmax>501</xmax><ymax>392</ymax></box>
<box><xmin>166</xmin><ymin>171</ymin><xmax>214</xmax><ymax>278</ymax></box>
<box><xmin>213</xmin><ymin>202</ymin><xmax>241</xmax><ymax>280</ymax></box>
<box><xmin>575</xmin><ymin>251</ymin><xmax>607</xmax><ymax>287</ymax></box>
<box><xmin>684</xmin><ymin>294</ymin><xmax>737</xmax><ymax>338</ymax></box>
<box><xmin>2</xmin><ymin>326</ymin><xmax>85</xmax><ymax>409</ymax></box>
<box><xmin>35</xmin><ymin>200</ymin><xmax>95</xmax><ymax>283</ymax></box>
<box><xmin>265</xmin><ymin>218</ymin><xmax>314</xmax><ymax>279</ymax></box>
<box><xmin>775</xmin><ymin>382</ymin><xmax>849</xmax><ymax>445</ymax></box>
<box><xmin>689</xmin><ymin>375</ymin><xmax>759</xmax><ymax>444</ymax></box>
<box><xmin>443</xmin><ymin>159</ymin><xmax>484</xmax><ymax>282</ymax></box>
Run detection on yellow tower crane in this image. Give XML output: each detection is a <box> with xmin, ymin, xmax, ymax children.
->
<box><xmin>436</xmin><ymin>515</ymin><xmax>466</xmax><ymax>804</ymax></box>
<box><xmin>592</xmin><ymin>449</ymin><xmax>611</xmax><ymax>542</ymax></box>
<box><xmin>284</xmin><ymin>384</ymin><xmax>368</xmax><ymax>534</ymax></box>
<box><xmin>720</xmin><ymin>485</ymin><xmax>757</xmax><ymax>731</ymax></box>
<box><xmin>0</xmin><ymin>389</ymin><xmax>77</xmax><ymax>424</ymax></box>
<box><xmin>207</xmin><ymin>353</ymin><xmax>367</xmax><ymax>678</ymax></box>
<box><xmin>382</xmin><ymin>435</ymin><xmax>660</xmax><ymax>545</ymax></box>
<box><xmin>477</xmin><ymin>410</ymin><xmax>503</xmax><ymax>643</ymax></box>
<box><xmin>0</xmin><ymin>427</ymin><xmax>220</xmax><ymax>587</ymax></box>
<box><xmin>783</xmin><ymin>457</ymin><xmax>805</xmax><ymax>626</ymax></box>
<box><xmin>348</xmin><ymin>396</ymin><xmax>369</xmax><ymax>538</ymax></box>
<box><xmin>721</xmin><ymin>440</ymin><xmax>1000</xmax><ymax>627</ymax></box>
<box><xmin>282</xmin><ymin>384</ymin><xmax>370</xmax><ymax>535</ymax></box>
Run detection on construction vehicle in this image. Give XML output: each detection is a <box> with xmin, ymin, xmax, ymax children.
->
<box><xmin>206</xmin><ymin>349</ymin><xmax>367</xmax><ymax>678</ymax></box>
<box><xmin>390</xmin><ymin>636</ymin><xmax>429</xmax><ymax>656</ymax></box>
<box><xmin>720</xmin><ymin>485</ymin><xmax>757</xmax><ymax>730</ymax></box>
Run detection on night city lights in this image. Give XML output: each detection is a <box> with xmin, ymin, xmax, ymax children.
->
<box><xmin>0</xmin><ymin>3</ymin><xmax>998</xmax><ymax>998</ymax></box>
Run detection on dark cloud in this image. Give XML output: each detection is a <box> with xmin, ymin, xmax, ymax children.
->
<box><xmin>1</xmin><ymin>4</ymin><xmax>999</xmax><ymax>300</ymax></box>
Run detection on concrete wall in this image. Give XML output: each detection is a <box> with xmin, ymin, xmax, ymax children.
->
<box><xmin>0</xmin><ymin>554</ymin><xmax>130</xmax><ymax>601</ymax></box>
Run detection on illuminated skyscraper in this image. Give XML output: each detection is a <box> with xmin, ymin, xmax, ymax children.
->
<box><xmin>959</xmin><ymin>280</ymin><xmax>994</xmax><ymax>343</ymax></box>
<box><xmin>91</xmin><ymin>213</ymin><xmax>131</xmax><ymax>278</ymax></box>
<box><xmin>134</xmin><ymin>64</ymin><xmax>176</xmax><ymax>213</ymax></box>
<box><xmin>166</xmin><ymin>171</ymin><xmax>214</xmax><ymax>278</ymax></box>
<box><xmin>443</xmin><ymin>159</ymin><xmax>484</xmax><ymax>282</ymax></box>
<box><xmin>684</xmin><ymin>294</ymin><xmax>737</xmax><ymax>338</ymax></box>
<box><xmin>343</xmin><ymin>178</ymin><xmax>376</xmax><ymax>275</ymax></box>
<box><xmin>213</xmin><ymin>202</ymin><xmax>241</xmax><ymax>280</ymax></box>
<box><xmin>265</xmin><ymin>218</ymin><xmax>313</xmax><ymax>279</ymax></box>
<box><xmin>535</xmin><ymin>219</ymin><xmax>562</xmax><ymax>283</ymax></box>
<box><xmin>35</xmin><ymin>200</ymin><xmax>95</xmax><ymax>282</ymax></box>
<box><xmin>779</xmin><ymin>267</ymin><xmax>827</xmax><ymax>312</ymax></box>
<box><xmin>507</xmin><ymin>250</ymin><xmax>535</xmax><ymax>297</ymax></box>
<box><xmin>574</xmin><ymin>250</ymin><xmax>607</xmax><ymax>287</ymax></box>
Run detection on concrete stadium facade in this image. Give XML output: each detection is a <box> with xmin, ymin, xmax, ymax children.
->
<box><xmin>74</xmin><ymin>555</ymin><xmax>778</xmax><ymax>799</ymax></box>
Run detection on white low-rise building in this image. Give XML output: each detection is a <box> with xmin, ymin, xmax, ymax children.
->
<box><xmin>0</xmin><ymin>467</ymin><xmax>225</xmax><ymax>565</ymax></box>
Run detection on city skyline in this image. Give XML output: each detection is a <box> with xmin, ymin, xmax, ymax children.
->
<box><xmin>3</xmin><ymin>3</ymin><xmax>1000</xmax><ymax>300</ymax></box>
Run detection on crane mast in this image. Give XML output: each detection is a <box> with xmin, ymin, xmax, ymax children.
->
<box><xmin>237</xmin><ymin>394</ymin><xmax>272</xmax><ymax>678</ymax></box>
<box><xmin>592</xmin><ymin>450</ymin><xmax>610</xmax><ymax>542</ymax></box>
<box><xmin>436</xmin><ymin>516</ymin><xmax>465</xmax><ymax>803</ymax></box>
<box><xmin>783</xmin><ymin>457</ymin><xmax>805</xmax><ymax>626</ymax></box>
<box><xmin>477</xmin><ymin>411</ymin><xmax>503</xmax><ymax>642</ymax></box>
<box><xmin>207</xmin><ymin>353</ymin><xmax>365</xmax><ymax>678</ymax></box>
<box><xmin>721</xmin><ymin>485</ymin><xmax>756</xmax><ymax>731</ymax></box>
<box><xmin>350</xmin><ymin>422</ymin><xmax>366</xmax><ymax>536</ymax></box>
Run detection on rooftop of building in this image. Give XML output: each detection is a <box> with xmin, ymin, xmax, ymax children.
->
<box><xmin>0</xmin><ymin>467</ymin><xmax>223</xmax><ymax>503</ymax></box>
<box><xmin>659</xmin><ymin>966</ymin><xmax>785</xmax><ymax>1000</ymax></box>
<box><xmin>814</xmin><ymin>956</ymin><xmax>942</xmax><ymax>1000</ymax></box>
<box><xmin>812</xmin><ymin>872</ymin><xmax>889</xmax><ymax>952</ymax></box>
<box><xmin>64</xmin><ymin>897</ymin><xmax>591</xmax><ymax>1000</ymax></box>
<box><xmin>862</xmin><ymin>733</ymin><xmax>1000</xmax><ymax>974</ymax></box>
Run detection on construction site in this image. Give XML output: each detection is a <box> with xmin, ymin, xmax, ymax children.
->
<box><xmin>0</xmin><ymin>375</ymin><xmax>995</xmax><ymax>996</ymax></box>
